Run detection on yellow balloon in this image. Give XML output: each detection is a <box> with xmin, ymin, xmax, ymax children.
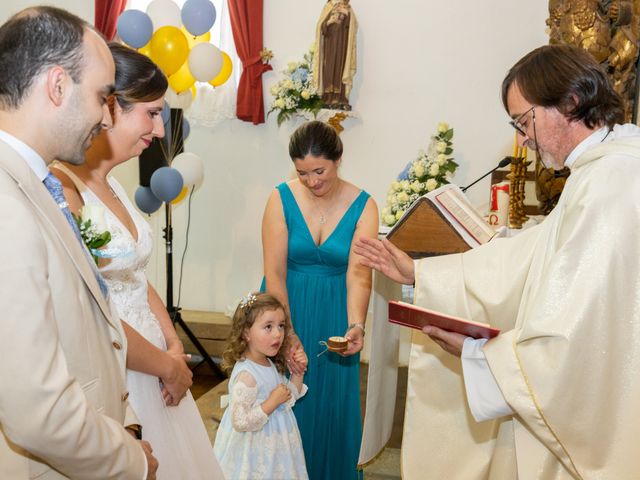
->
<box><xmin>138</xmin><ymin>41</ymin><xmax>152</xmax><ymax>58</ymax></box>
<box><xmin>150</xmin><ymin>26</ymin><xmax>189</xmax><ymax>76</ymax></box>
<box><xmin>171</xmin><ymin>186</ymin><xmax>189</xmax><ymax>205</ymax></box>
<box><xmin>180</xmin><ymin>26</ymin><xmax>211</xmax><ymax>49</ymax></box>
<box><xmin>208</xmin><ymin>51</ymin><xmax>233</xmax><ymax>87</ymax></box>
<box><xmin>190</xmin><ymin>84</ymin><xmax>197</xmax><ymax>100</ymax></box>
<box><xmin>168</xmin><ymin>60</ymin><xmax>196</xmax><ymax>93</ymax></box>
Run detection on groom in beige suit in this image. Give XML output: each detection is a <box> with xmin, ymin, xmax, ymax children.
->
<box><xmin>0</xmin><ymin>7</ymin><xmax>158</xmax><ymax>479</ymax></box>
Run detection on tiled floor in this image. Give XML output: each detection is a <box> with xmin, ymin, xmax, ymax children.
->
<box><xmin>192</xmin><ymin>361</ymin><xmax>405</xmax><ymax>478</ymax></box>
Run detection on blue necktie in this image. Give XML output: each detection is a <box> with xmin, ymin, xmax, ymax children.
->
<box><xmin>43</xmin><ymin>172</ymin><xmax>109</xmax><ymax>299</ymax></box>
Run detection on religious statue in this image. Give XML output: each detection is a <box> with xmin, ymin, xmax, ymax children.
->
<box><xmin>312</xmin><ymin>0</ymin><xmax>357</xmax><ymax>110</ymax></box>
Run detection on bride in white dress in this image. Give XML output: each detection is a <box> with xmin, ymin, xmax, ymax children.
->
<box><xmin>52</xmin><ymin>43</ymin><xmax>224</xmax><ymax>480</ymax></box>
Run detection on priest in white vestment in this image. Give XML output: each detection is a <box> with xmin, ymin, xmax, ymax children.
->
<box><xmin>356</xmin><ymin>45</ymin><xmax>640</xmax><ymax>479</ymax></box>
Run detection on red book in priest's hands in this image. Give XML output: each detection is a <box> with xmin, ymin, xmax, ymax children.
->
<box><xmin>388</xmin><ymin>301</ymin><xmax>500</xmax><ymax>340</ymax></box>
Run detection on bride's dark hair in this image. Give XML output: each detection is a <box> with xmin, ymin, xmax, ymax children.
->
<box><xmin>108</xmin><ymin>42</ymin><xmax>168</xmax><ymax>111</ymax></box>
<box><xmin>221</xmin><ymin>293</ymin><xmax>290</xmax><ymax>375</ymax></box>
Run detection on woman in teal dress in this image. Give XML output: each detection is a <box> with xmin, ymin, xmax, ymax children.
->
<box><xmin>261</xmin><ymin>121</ymin><xmax>378</xmax><ymax>480</ymax></box>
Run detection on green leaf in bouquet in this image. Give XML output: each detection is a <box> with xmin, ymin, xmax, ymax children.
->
<box><xmin>442</xmin><ymin>129</ymin><xmax>454</xmax><ymax>141</ymax></box>
<box><xmin>277</xmin><ymin>110</ymin><xmax>291</xmax><ymax>126</ymax></box>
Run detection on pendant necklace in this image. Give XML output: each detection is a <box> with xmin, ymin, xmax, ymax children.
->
<box><xmin>312</xmin><ymin>181</ymin><xmax>342</xmax><ymax>225</ymax></box>
<box><xmin>96</xmin><ymin>178</ymin><xmax>124</xmax><ymax>205</ymax></box>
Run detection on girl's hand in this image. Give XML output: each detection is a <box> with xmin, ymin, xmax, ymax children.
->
<box><xmin>269</xmin><ymin>383</ymin><xmax>292</xmax><ymax>406</ymax></box>
<box><xmin>261</xmin><ymin>383</ymin><xmax>293</xmax><ymax>415</ymax></box>
<box><xmin>287</xmin><ymin>332</ymin><xmax>302</xmax><ymax>358</ymax></box>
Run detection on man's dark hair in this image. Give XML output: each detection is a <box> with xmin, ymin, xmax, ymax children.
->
<box><xmin>289</xmin><ymin>120</ymin><xmax>343</xmax><ymax>162</ymax></box>
<box><xmin>0</xmin><ymin>6</ymin><xmax>89</xmax><ymax>110</ymax></box>
<box><xmin>501</xmin><ymin>44</ymin><xmax>625</xmax><ymax>128</ymax></box>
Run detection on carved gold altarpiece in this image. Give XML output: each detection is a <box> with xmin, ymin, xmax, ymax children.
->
<box><xmin>537</xmin><ymin>1</ymin><xmax>640</xmax><ymax>212</ymax></box>
<box><xmin>548</xmin><ymin>0</ymin><xmax>640</xmax><ymax>122</ymax></box>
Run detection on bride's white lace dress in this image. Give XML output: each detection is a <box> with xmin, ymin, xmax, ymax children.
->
<box><xmin>53</xmin><ymin>164</ymin><xmax>224</xmax><ymax>480</ymax></box>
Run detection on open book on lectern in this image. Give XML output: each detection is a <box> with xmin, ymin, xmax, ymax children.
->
<box><xmin>386</xmin><ymin>184</ymin><xmax>497</xmax><ymax>258</ymax></box>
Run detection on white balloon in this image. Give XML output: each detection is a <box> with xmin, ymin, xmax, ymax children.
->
<box><xmin>146</xmin><ymin>0</ymin><xmax>181</xmax><ymax>29</ymax></box>
<box><xmin>165</xmin><ymin>87</ymin><xmax>194</xmax><ymax>110</ymax></box>
<box><xmin>172</xmin><ymin>152</ymin><xmax>204</xmax><ymax>185</ymax></box>
<box><xmin>188</xmin><ymin>43</ymin><xmax>223</xmax><ymax>82</ymax></box>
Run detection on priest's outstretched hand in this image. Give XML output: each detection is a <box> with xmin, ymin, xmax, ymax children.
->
<box><xmin>354</xmin><ymin>237</ymin><xmax>415</xmax><ymax>285</ymax></box>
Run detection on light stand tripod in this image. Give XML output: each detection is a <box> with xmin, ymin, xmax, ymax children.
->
<box><xmin>163</xmin><ymin>202</ymin><xmax>224</xmax><ymax>378</ymax></box>
<box><xmin>142</xmin><ymin>107</ymin><xmax>223</xmax><ymax>379</ymax></box>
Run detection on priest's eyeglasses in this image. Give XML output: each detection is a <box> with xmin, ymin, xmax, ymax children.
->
<box><xmin>509</xmin><ymin>106</ymin><xmax>535</xmax><ymax>137</ymax></box>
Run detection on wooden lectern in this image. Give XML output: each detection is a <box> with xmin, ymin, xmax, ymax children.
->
<box><xmin>386</xmin><ymin>197</ymin><xmax>472</xmax><ymax>259</ymax></box>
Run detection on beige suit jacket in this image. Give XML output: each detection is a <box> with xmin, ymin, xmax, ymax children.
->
<box><xmin>0</xmin><ymin>140</ymin><xmax>146</xmax><ymax>479</ymax></box>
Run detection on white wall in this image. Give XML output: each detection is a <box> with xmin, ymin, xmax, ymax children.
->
<box><xmin>0</xmin><ymin>1</ymin><xmax>549</xmax><ymax>312</ymax></box>
<box><xmin>0</xmin><ymin>1</ymin><xmax>93</xmax><ymax>22</ymax></box>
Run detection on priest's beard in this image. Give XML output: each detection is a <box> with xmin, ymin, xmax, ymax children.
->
<box><xmin>529</xmin><ymin>140</ymin><xmax>564</xmax><ymax>171</ymax></box>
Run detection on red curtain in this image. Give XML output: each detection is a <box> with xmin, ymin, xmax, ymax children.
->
<box><xmin>228</xmin><ymin>0</ymin><xmax>272</xmax><ymax>125</ymax></box>
<box><xmin>94</xmin><ymin>0</ymin><xmax>127</xmax><ymax>41</ymax></box>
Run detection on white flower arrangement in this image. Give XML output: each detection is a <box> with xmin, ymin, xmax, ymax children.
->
<box><xmin>268</xmin><ymin>46</ymin><xmax>324</xmax><ymax>126</ymax></box>
<box><xmin>74</xmin><ymin>205</ymin><xmax>111</xmax><ymax>264</ymax></box>
<box><xmin>381</xmin><ymin>122</ymin><xmax>458</xmax><ymax>226</ymax></box>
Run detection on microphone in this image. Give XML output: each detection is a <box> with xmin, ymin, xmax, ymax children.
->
<box><xmin>461</xmin><ymin>157</ymin><xmax>512</xmax><ymax>193</ymax></box>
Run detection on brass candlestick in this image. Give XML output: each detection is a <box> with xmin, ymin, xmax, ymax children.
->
<box><xmin>507</xmin><ymin>148</ymin><xmax>530</xmax><ymax>229</ymax></box>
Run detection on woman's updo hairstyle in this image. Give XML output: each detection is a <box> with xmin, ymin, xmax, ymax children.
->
<box><xmin>108</xmin><ymin>42</ymin><xmax>168</xmax><ymax>112</ymax></box>
<box><xmin>288</xmin><ymin>120</ymin><xmax>343</xmax><ymax>162</ymax></box>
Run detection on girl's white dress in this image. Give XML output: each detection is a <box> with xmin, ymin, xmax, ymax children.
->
<box><xmin>53</xmin><ymin>164</ymin><xmax>224</xmax><ymax>480</ymax></box>
<box><xmin>214</xmin><ymin>358</ymin><xmax>308</xmax><ymax>479</ymax></box>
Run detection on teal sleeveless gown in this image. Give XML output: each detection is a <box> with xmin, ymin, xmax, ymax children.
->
<box><xmin>262</xmin><ymin>182</ymin><xmax>369</xmax><ymax>480</ymax></box>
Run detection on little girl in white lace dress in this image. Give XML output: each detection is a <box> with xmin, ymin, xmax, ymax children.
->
<box><xmin>214</xmin><ymin>293</ymin><xmax>309</xmax><ymax>479</ymax></box>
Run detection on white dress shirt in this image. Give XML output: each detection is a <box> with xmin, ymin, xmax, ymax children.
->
<box><xmin>0</xmin><ymin>129</ymin><xmax>49</xmax><ymax>180</ymax></box>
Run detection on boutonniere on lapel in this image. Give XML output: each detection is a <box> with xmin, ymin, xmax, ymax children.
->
<box><xmin>73</xmin><ymin>205</ymin><xmax>112</xmax><ymax>265</ymax></box>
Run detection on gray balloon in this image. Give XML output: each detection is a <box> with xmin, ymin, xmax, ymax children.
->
<box><xmin>150</xmin><ymin>167</ymin><xmax>184</xmax><ymax>202</ymax></box>
<box><xmin>161</xmin><ymin>101</ymin><xmax>171</xmax><ymax>124</ymax></box>
<box><xmin>135</xmin><ymin>186</ymin><xmax>162</xmax><ymax>214</ymax></box>
<box><xmin>117</xmin><ymin>10</ymin><xmax>153</xmax><ymax>49</ymax></box>
<box><xmin>181</xmin><ymin>0</ymin><xmax>216</xmax><ymax>36</ymax></box>
<box><xmin>182</xmin><ymin>118</ymin><xmax>191</xmax><ymax>140</ymax></box>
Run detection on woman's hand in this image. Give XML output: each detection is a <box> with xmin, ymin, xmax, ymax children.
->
<box><xmin>342</xmin><ymin>324</ymin><xmax>364</xmax><ymax>356</ymax></box>
<box><xmin>160</xmin><ymin>350</ymin><xmax>192</xmax><ymax>406</ymax></box>
<box><xmin>354</xmin><ymin>237</ymin><xmax>415</xmax><ymax>285</ymax></box>
<box><xmin>286</xmin><ymin>333</ymin><xmax>307</xmax><ymax>375</ymax></box>
<box><xmin>292</xmin><ymin>344</ymin><xmax>309</xmax><ymax>373</ymax></box>
<box><xmin>287</xmin><ymin>340</ymin><xmax>307</xmax><ymax>376</ymax></box>
<box><xmin>167</xmin><ymin>340</ymin><xmax>185</xmax><ymax>356</ymax></box>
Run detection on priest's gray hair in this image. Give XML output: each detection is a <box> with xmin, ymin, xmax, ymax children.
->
<box><xmin>502</xmin><ymin>44</ymin><xmax>624</xmax><ymax>129</ymax></box>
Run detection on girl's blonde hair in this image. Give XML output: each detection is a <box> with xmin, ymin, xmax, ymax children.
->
<box><xmin>221</xmin><ymin>292</ymin><xmax>290</xmax><ymax>375</ymax></box>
